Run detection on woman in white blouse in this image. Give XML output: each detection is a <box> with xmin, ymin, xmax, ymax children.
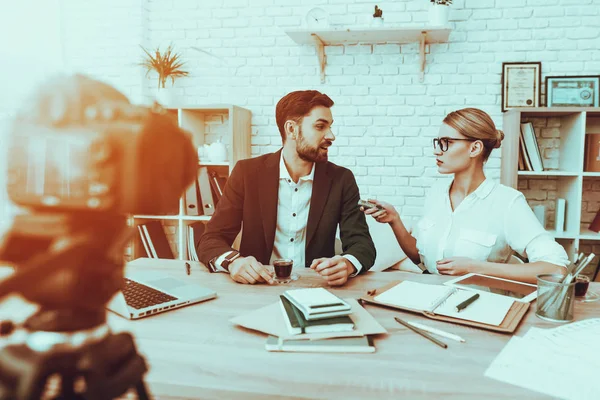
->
<box><xmin>364</xmin><ymin>108</ymin><xmax>569</xmax><ymax>284</ymax></box>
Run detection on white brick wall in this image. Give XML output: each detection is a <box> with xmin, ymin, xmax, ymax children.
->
<box><xmin>5</xmin><ymin>0</ymin><xmax>600</xmax><ymax>224</ymax></box>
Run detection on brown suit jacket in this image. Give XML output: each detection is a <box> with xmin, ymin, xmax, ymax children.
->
<box><xmin>198</xmin><ymin>149</ymin><xmax>376</xmax><ymax>271</ymax></box>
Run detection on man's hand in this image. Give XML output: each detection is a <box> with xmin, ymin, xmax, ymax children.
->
<box><xmin>229</xmin><ymin>256</ymin><xmax>274</xmax><ymax>284</ymax></box>
<box><xmin>436</xmin><ymin>257</ymin><xmax>476</xmax><ymax>276</ymax></box>
<box><xmin>310</xmin><ymin>255</ymin><xmax>356</xmax><ymax>286</ymax></box>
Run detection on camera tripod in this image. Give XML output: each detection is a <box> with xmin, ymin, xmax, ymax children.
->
<box><xmin>0</xmin><ymin>213</ymin><xmax>150</xmax><ymax>400</ymax></box>
<box><xmin>0</xmin><ymin>310</ymin><xmax>149</xmax><ymax>400</ymax></box>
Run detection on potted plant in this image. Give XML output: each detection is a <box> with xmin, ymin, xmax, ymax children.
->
<box><xmin>140</xmin><ymin>44</ymin><xmax>189</xmax><ymax>105</ymax></box>
<box><xmin>429</xmin><ymin>0</ymin><xmax>452</xmax><ymax>26</ymax></box>
<box><xmin>372</xmin><ymin>5</ymin><xmax>384</xmax><ymax>27</ymax></box>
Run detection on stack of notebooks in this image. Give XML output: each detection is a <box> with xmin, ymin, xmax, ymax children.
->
<box><xmin>231</xmin><ymin>288</ymin><xmax>387</xmax><ymax>353</ymax></box>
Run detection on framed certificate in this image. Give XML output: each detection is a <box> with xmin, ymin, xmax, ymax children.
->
<box><xmin>546</xmin><ymin>75</ymin><xmax>600</xmax><ymax>107</ymax></box>
<box><xmin>501</xmin><ymin>62</ymin><xmax>541</xmax><ymax>112</ymax></box>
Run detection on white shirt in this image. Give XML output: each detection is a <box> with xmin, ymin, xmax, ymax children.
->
<box><xmin>411</xmin><ymin>178</ymin><xmax>569</xmax><ymax>273</ymax></box>
<box><xmin>214</xmin><ymin>153</ymin><xmax>363</xmax><ymax>274</ymax></box>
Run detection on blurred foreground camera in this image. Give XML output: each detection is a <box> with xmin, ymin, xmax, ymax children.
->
<box><xmin>0</xmin><ymin>74</ymin><xmax>197</xmax><ymax>399</ymax></box>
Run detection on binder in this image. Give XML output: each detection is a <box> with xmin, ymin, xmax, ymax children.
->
<box><xmin>360</xmin><ymin>280</ymin><xmax>529</xmax><ymax>333</ymax></box>
<box><xmin>142</xmin><ymin>221</ymin><xmax>175</xmax><ymax>259</ymax></box>
<box><xmin>197</xmin><ymin>167</ymin><xmax>215</xmax><ymax>216</ymax></box>
<box><xmin>184</xmin><ymin>179</ymin><xmax>200</xmax><ymax>216</ymax></box>
<box><xmin>137</xmin><ymin>225</ymin><xmax>152</xmax><ymax>258</ymax></box>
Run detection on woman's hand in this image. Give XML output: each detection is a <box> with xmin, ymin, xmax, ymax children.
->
<box><xmin>360</xmin><ymin>198</ymin><xmax>400</xmax><ymax>225</ymax></box>
<box><xmin>436</xmin><ymin>257</ymin><xmax>477</xmax><ymax>276</ymax></box>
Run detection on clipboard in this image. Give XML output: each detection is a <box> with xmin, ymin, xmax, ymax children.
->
<box><xmin>359</xmin><ymin>280</ymin><xmax>530</xmax><ymax>334</ymax></box>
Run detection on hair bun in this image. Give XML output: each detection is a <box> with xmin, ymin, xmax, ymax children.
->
<box><xmin>494</xmin><ymin>129</ymin><xmax>505</xmax><ymax>149</ymax></box>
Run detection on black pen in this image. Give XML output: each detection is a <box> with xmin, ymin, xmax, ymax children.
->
<box><xmin>455</xmin><ymin>293</ymin><xmax>479</xmax><ymax>312</ymax></box>
<box><xmin>185</xmin><ymin>262</ymin><xmax>191</xmax><ymax>276</ymax></box>
<box><xmin>394</xmin><ymin>317</ymin><xmax>447</xmax><ymax>349</ymax></box>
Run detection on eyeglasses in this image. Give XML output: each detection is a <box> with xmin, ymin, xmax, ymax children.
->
<box><xmin>433</xmin><ymin>137</ymin><xmax>476</xmax><ymax>152</ymax></box>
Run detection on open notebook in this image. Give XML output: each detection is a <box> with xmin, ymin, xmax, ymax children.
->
<box><xmin>373</xmin><ymin>281</ymin><xmax>515</xmax><ymax>326</ymax></box>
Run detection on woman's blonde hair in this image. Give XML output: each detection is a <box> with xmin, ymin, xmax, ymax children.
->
<box><xmin>443</xmin><ymin>108</ymin><xmax>504</xmax><ymax>161</ymax></box>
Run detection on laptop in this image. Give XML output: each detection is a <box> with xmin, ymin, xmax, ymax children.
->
<box><xmin>107</xmin><ymin>259</ymin><xmax>216</xmax><ymax>320</ymax></box>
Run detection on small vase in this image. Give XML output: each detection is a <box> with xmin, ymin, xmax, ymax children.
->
<box><xmin>155</xmin><ymin>82</ymin><xmax>177</xmax><ymax>107</ymax></box>
<box><xmin>429</xmin><ymin>4</ymin><xmax>449</xmax><ymax>26</ymax></box>
<box><xmin>371</xmin><ymin>17</ymin><xmax>384</xmax><ymax>27</ymax></box>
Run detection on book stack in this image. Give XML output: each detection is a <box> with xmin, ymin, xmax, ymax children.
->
<box><xmin>279</xmin><ymin>290</ymin><xmax>354</xmax><ymax>335</ymax></box>
<box><xmin>230</xmin><ymin>288</ymin><xmax>387</xmax><ymax>353</ymax></box>
<box><xmin>518</xmin><ymin>122</ymin><xmax>544</xmax><ymax>172</ymax></box>
<box><xmin>187</xmin><ymin>222</ymin><xmax>205</xmax><ymax>262</ymax></box>
<box><xmin>137</xmin><ymin>220</ymin><xmax>175</xmax><ymax>259</ymax></box>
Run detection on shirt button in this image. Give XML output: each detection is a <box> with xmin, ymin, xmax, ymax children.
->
<box><xmin>290</xmin><ymin>238</ymin><xmax>294</xmax><ymax>242</ymax></box>
<box><xmin>288</xmin><ymin>179</ymin><xmax>291</xmax><ymax>183</ymax></box>
<box><xmin>292</xmin><ymin>213</ymin><xmax>296</xmax><ymax>217</ymax></box>
<box><xmin>294</xmin><ymin>188</ymin><xmax>298</xmax><ymax>192</ymax></box>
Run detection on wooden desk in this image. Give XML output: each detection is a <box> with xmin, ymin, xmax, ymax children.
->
<box><xmin>2</xmin><ymin>260</ymin><xmax>600</xmax><ymax>399</ymax></box>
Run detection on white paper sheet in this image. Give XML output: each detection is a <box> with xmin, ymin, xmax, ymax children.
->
<box><xmin>485</xmin><ymin>319</ymin><xmax>600</xmax><ymax>400</ymax></box>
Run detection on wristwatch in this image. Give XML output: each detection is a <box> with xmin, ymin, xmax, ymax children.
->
<box><xmin>221</xmin><ymin>251</ymin><xmax>241</xmax><ymax>271</ymax></box>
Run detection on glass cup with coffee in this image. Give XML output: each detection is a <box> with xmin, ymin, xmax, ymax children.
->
<box><xmin>272</xmin><ymin>259</ymin><xmax>298</xmax><ymax>284</ymax></box>
<box><xmin>575</xmin><ymin>275</ymin><xmax>600</xmax><ymax>303</ymax></box>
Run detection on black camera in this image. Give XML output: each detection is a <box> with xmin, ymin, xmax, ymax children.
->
<box><xmin>0</xmin><ymin>75</ymin><xmax>198</xmax><ymax>399</ymax></box>
<box><xmin>6</xmin><ymin>103</ymin><xmax>196</xmax><ymax>216</ymax></box>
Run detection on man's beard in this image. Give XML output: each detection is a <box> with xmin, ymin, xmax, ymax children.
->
<box><xmin>296</xmin><ymin>127</ymin><xmax>330</xmax><ymax>163</ymax></box>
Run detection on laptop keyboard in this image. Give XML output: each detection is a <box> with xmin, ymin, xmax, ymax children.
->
<box><xmin>122</xmin><ymin>278</ymin><xmax>178</xmax><ymax>309</ymax></box>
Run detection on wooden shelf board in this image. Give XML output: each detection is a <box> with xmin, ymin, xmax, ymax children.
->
<box><xmin>517</xmin><ymin>171</ymin><xmax>579</xmax><ymax>177</ymax></box>
<box><xmin>165</xmin><ymin>104</ymin><xmax>233</xmax><ymax>112</ymax></box>
<box><xmin>132</xmin><ymin>215</ymin><xmax>212</xmax><ymax>221</ymax></box>
<box><xmin>579</xmin><ymin>229</ymin><xmax>600</xmax><ymax>240</ymax></box>
<box><xmin>284</xmin><ymin>26</ymin><xmax>451</xmax><ymax>45</ymax></box>
<box><xmin>199</xmin><ymin>162</ymin><xmax>229</xmax><ymax>167</ymax></box>
<box><xmin>132</xmin><ymin>215</ymin><xmax>181</xmax><ymax>220</ymax></box>
<box><xmin>181</xmin><ymin>216</ymin><xmax>211</xmax><ymax>221</ymax></box>
<box><xmin>507</xmin><ymin>107</ymin><xmax>600</xmax><ymax>117</ymax></box>
<box><xmin>548</xmin><ymin>230</ymin><xmax>578</xmax><ymax>239</ymax></box>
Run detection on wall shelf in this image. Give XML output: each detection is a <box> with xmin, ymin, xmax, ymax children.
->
<box><xmin>284</xmin><ymin>26</ymin><xmax>452</xmax><ymax>83</ymax></box>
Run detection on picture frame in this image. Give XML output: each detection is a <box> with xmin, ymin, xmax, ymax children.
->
<box><xmin>545</xmin><ymin>75</ymin><xmax>600</xmax><ymax>107</ymax></box>
<box><xmin>501</xmin><ymin>62</ymin><xmax>542</xmax><ymax>112</ymax></box>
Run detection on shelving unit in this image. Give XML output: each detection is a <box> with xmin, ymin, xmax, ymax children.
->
<box><xmin>128</xmin><ymin>105</ymin><xmax>251</xmax><ymax>261</ymax></box>
<box><xmin>284</xmin><ymin>26</ymin><xmax>451</xmax><ymax>83</ymax></box>
<box><xmin>501</xmin><ymin>107</ymin><xmax>600</xmax><ymax>258</ymax></box>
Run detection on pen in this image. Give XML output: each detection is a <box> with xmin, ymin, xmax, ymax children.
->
<box><xmin>406</xmin><ymin>321</ymin><xmax>466</xmax><ymax>343</ymax></box>
<box><xmin>455</xmin><ymin>293</ymin><xmax>480</xmax><ymax>312</ymax></box>
<box><xmin>185</xmin><ymin>262</ymin><xmax>191</xmax><ymax>276</ymax></box>
<box><xmin>394</xmin><ymin>317</ymin><xmax>448</xmax><ymax>349</ymax></box>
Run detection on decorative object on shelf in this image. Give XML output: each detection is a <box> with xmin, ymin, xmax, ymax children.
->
<box><xmin>305</xmin><ymin>7</ymin><xmax>329</xmax><ymax>29</ymax></box>
<box><xmin>555</xmin><ymin>198</ymin><xmax>566</xmax><ymax>233</ymax></box>
<box><xmin>203</xmin><ymin>139</ymin><xmax>228</xmax><ymax>163</ymax></box>
<box><xmin>545</xmin><ymin>76</ymin><xmax>600</xmax><ymax>107</ymax></box>
<box><xmin>533</xmin><ymin>205</ymin><xmax>546</xmax><ymax>229</ymax></box>
<box><xmin>501</xmin><ymin>62</ymin><xmax>542</xmax><ymax>112</ymax></box>
<box><xmin>140</xmin><ymin>44</ymin><xmax>189</xmax><ymax>106</ymax></box>
<box><xmin>429</xmin><ymin>0</ymin><xmax>452</xmax><ymax>26</ymax></box>
<box><xmin>372</xmin><ymin>5</ymin><xmax>384</xmax><ymax>27</ymax></box>
<box><xmin>589</xmin><ymin>209</ymin><xmax>600</xmax><ymax>233</ymax></box>
<box><xmin>584</xmin><ymin>134</ymin><xmax>600</xmax><ymax>172</ymax></box>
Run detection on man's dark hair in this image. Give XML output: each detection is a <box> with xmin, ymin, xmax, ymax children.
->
<box><xmin>275</xmin><ymin>90</ymin><xmax>334</xmax><ymax>143</ymax></box>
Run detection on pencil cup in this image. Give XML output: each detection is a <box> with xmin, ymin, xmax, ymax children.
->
<box><xmin>535</xmin><ymin>274</ymin><xmax>575</xmax><ymax>323</ymax></box>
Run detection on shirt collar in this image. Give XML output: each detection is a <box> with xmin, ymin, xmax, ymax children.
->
<box><xmin>279</xmin><ymin>152</ymin><xmax>315</xmax><ymax>182</ymax></box>
<box><xmin>446</xmin><ymin>178</ymin><xmax>496</xmax><ymax>200</ymax></box>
